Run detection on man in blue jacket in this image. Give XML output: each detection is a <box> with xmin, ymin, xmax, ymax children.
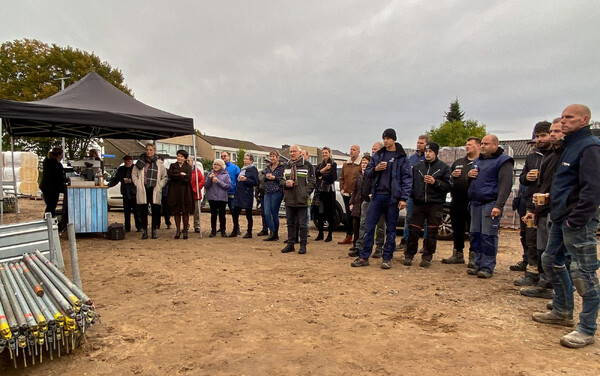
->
<box><xmin>351</xmin><ymin>128</ymin><xmax>412</xmax><ymax>269</ymax></box>
<box><xmin>532</xmin><ymin>104</ymin><xmax>600</xmax><ymax>349</ymax></box>
<box><xmin>466</xmin><ymin>134</ymin><xmax>514</xmax><ymax>278</ymax></box>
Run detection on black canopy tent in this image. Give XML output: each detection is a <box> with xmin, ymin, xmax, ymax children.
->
<box><xmin>0</xmin><ymin>72</ymin><xmax>199</xmax><ymax>226</ymax></box>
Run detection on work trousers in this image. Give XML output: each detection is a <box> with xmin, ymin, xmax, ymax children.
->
<box><xmin>469</xmin><ymin>201</ymin><xmax>501</xmax><ymax>273</ymax></box>
<box><xmin>286</xmin><ymin>206</ymin><xmax>308</xmax><ymax>245</ymax></box>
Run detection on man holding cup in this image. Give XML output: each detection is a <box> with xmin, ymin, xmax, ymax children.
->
<box><xmin>520</xmin><ymin>118</ymin><xmax>563</xmax><ymax>299</ymax></box>
<box><xmin>514</xmin><ymin>121</ymin><xmax>553</xmax><ymax>287</ymax></box>
<box><xmin>466</xmin><ymin>134</ymin><xmax>514</xmax><ymax>278</ymax></box>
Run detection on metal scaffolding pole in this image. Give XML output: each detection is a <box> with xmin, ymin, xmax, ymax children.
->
<box><xmin>192</xmin><ymin>133</ymin><xmax>202</xmax><ymax>238</ymax></box>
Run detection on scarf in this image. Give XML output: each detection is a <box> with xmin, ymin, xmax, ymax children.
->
<box><xmin>141</xmin><ymin>153</ymin><xmax>159</xmax><ymax>188</ymax></box>
<box><xmin>238</xmin><ymin>163</ymin><xmax>255</xmax><ymax>181</ymax></box>
<box><xmin>289</xmin><ymin>157</ymin><xmax>304</xmax><ymax>187</ymax></box>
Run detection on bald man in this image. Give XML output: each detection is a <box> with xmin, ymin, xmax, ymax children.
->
<box><xmin>339</xmin><ymin>144</ymin><xmax>362</xmax><ymax>244</ymax></box>
<box><xmin>466</xmin><ymin>134</ymin><xmax>514</xmax><ymax>278</ymax></box>
<box><xmin>533</xmin><ymin>104</ymin><xmax>600</xmax><ymax>349</ymax></box>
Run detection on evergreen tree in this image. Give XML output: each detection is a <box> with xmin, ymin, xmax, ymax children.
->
<box><xmin>445</xmin><ymin>98</ymin><xmax>465</xmax><ymax>122</ymax></box>
<box><xmin>235</xmin><ymin>144</ymin><xmax>247</xmax><ymax>169</ymax></box>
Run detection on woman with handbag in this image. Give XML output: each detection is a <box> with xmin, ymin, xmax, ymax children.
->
<box><xmin>314</xmin><ymin>147</ymin><xmax>338</xmax><ymax>242</ymax></box>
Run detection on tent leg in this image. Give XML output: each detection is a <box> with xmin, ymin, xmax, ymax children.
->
<box><xmin>192</xmin><ymin>133</ymin><xmax>202</xmax><ymax>239</ymax></box>
<box><xmin>0</xmin><ymin>118</ymin><xmax>4</xmax><ymax>225</ymax></box>
<box><xmin>10</xmin><ymin>136</ymin><xmax>19</xmax><ymax>222</ymax></box>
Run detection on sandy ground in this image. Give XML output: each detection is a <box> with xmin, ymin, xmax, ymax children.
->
<box><xmin>1</xmin><ymin>198</ymin><xmax>599</xmax><ymax>375</ymax></box>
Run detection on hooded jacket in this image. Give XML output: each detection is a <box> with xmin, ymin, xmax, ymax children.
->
<box><xmin>411</xmin><ymin>158</ymin><xmax>451</xmax><ymax>205</ymax></box>
<box><xmin>365</xmin><ymin>142</ymin><xmax>412</xmax><ymax>203</ymax></box>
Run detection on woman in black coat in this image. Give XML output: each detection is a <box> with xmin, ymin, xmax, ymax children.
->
<box><xmin>314</xmin><ymin>147</ymin><xmax>338</xmax><ymax>242</ymax></box>
<box><xmin>231</xmin><ymin>153</ymin><xmax>259</xmax><ymax>238</ymax></box>
<box><xmin>167</xmin><ymin>150</ymin><xmax>194</xmax><ymax>239</ymax></box>
<box><xmin>40</xmin><ymin>147</ymin><xmax>67</xmax><ymax>217</ymax></box>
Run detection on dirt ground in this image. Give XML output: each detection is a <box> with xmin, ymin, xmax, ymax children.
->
<box><xmin>1</xmin><ymin>198</ymin><xmax>599</xmax><ymax>375</ymax></box>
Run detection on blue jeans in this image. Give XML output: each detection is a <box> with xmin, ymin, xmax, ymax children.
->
<box><xmin>403</xmin><ymin>197</ymin><xmax>427</xmax><ymax>241</ymax></box>
<box><xmin>469</xmin><ymin>201</ymin><xmax>500</xmax><ymax>273</ymax></box>
<box><xmin>264</xmin><ymin>191</ymin><xmax>283</xmax><ymax>232</ymax></box>
<box><xmin>359</xmin><ymin>194</ymin><xmax>399</xmax><ymax>261</ymax></box>
<box><xmin>542</xmin><ymin>212</ymin><xmax>600</xmax><ymax>335</ymax></box>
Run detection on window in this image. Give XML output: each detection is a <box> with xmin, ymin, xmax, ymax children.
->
<box><xmin>310</xmin><ymin>156</ymin><xmax>318</xmax><ymax>165</ymax></box>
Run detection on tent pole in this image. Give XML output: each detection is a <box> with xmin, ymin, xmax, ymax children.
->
<box><xmin>0</xmin><ymin>117</ymin><xmax>4</xmax><ymax>224</ymax></box>
<box><xmin>10</xmin><ymin>136</ymin><xmax>19</xmax><ymax>222</ymax></box>
<box><xmin>193</xmin><ymin>133</ymin><xmax>202</xmax><ymax>238</ymax></box>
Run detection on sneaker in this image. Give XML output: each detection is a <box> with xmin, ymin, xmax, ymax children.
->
<box><xmin>402</xmin><ymin>257</ymin><xmax>413</xmax><ymax>266</ymax></box>
<box><xmin>419</xmin><ymin>259</ymin><xmax>431</xmax><ymax>268</ymax></box>
<box><xmin>560</xmin><ymin>331</ymin><xmax>595</xmax><ymax>348</ymax></box>
<box><xmin>477</xmin><ymin>270</ymin><xmax>493</xmax><ymax>278</ymax></box>
<box><xmin>381</xmin><ymin>259</ymin><xmax>392</xmax><ymax>269</ymax></box>
<box><xmin>467</xmin><ymin>268</ymin><xmax>478</xmax><ymax>275</ymax></box>
<box><xmin>351</xmin><ymin>258</ymin><xmax>369</xmax><ymax>267</ymax></box>
<box><xmin>348</xmin><ymin>249</ymin><xmax>359</xmax><ymax>257</ymax></box>
<box><xmin>514</xmin><ymin>272</ymin><xmax>539</xmax><ymax>286</ymax></box>
<box><xmin>509</xmin><ymin>260</ymin><xmax>527</xmax><ymax>272</ymax></box>
<box><xmin>532</xmin><ymin>311</ymin><xmax>575</xmax><ymax>327</ymax></box>
<box><xmin>520</xmin><ymin>286</ymin><xmax>554</xmax><ymax>300</ymax></box>
<box><xmin>372</xmin><ymin>249</ymin><xmax>383</xmax><ymax>259</ymax></box>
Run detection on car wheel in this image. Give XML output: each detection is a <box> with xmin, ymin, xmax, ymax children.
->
<box><xmin>437</xmin><ymin>208</ymin><xmax>454</xmax><ymax>240</ymax></box>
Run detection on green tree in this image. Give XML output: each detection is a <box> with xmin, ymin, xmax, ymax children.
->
<box><xmin>201</xmin><ymin>158</ymin><xmax>214</xmax><ymax>173</ymax></box>
<box><xmin>427</xmin><ymin>119</ymin><xmax>487</xmax><ymax>147</ymax></box>
<box><xmin>445</xmin><ymin>98</ymin><xmax>465</xmax><ymax>122</ymax></box>
<box><xmin>1</xmin><ymin>38</ymin><xmax>132</xmax><ymax>159</ymax></box>
<box><xmin>234</xmin><ymin>144</ymin><xmax>247</xmax><ymax>169</ymax></box>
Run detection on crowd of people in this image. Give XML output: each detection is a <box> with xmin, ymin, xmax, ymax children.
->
<box><xmin>40</xmin><ymin>103</ymin><xmax>599</xmax><ymax>349</ymax></box>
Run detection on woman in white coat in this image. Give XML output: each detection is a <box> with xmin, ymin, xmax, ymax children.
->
<box><xmin>132</xmin><ymin>143</ymin><xmax>168</xmax><ymax>239</ymax></box>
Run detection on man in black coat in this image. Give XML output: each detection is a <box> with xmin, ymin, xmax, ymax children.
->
<box><xmin>404</xmin><ymin>142</ymin><xmax>451</xmax><ymax>268</ymax></box>
<box><xmin>442</xmin><ymin>137</ymin><xmax>480</xmax><ymax>267</ymax></box>
<box><xmin>109</xmin><ymin>155</ymin><xmax>141</xmax><ymax>232</ymax></box>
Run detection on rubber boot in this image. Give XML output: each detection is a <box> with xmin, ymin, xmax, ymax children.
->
<box><xmin>442</xmin><ymin>249</ymin><xmax>465</xmax><ymax>264</ymax></box>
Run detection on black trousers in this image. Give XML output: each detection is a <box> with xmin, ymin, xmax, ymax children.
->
<box><xmin>406</xmin><ymin>203</ymin><xmax>443</xmax><ymax>260</ymax></box>
<box><xmin>161</xmin><ymin>195</ymin><xmax>171</xmax><ymax>227</ymax></box>
<box><xmin>232</xmin><ymin>206</ymin><xmax>253</xmax><ymax>232</ymax></box>
<box><xmin>137</xmin><ymin>186</ymin><xmax>161</xmax><ymax>230</ymax></box>
<box><xmin>43</xmin><ymin>191</ymin><xmax>60</xmax><ymax>217</ymax></box>
<box><xmin>123</xmin><ymin>196</ymin><xmax>142</xmax><ymax>231</ymax></box>
<box><xmin>209</xmin><ymin>200</ymin><xmax>227</xmax><ymax>232</ymax></box>
<box><xmin>286</xmin><ymin>206</ymin><xmax>308</xmax><ymax>244</ymax></box>
<box><xmin>450</xmin><ymin>201</ymin><xmax>471</xmax><ymax>253</ymax></box>
<box><xmin>342</xmin><ymin>195</ymin><xmax>353</xmax><ymax>235</ymax></box>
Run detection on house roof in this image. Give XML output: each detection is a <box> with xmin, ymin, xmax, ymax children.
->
<box><xmin>105</xmin><ymin>139</ymin><xmax>146</xmax><ymax>156</ymax></box>
<box><xmin>197</xmin><ymin>134</ymin><xmax>265</xmax><ymax>152</ymax></box>
<box><xmin>499</xmin><ymin>139</ymin><xmax>532</xmax><ymax>158</ymax></box>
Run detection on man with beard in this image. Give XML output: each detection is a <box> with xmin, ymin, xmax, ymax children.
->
<box><xmin>520</xmin><ymin>118</ymin><xmax>563</xmax><ymax>300</ymax></box>
<box><xmin>466</xmin><ymin>134</ymin><xmax>514</xmax><ymax>278</ymax></box>
<box><xmin>404</xmin><ymin>142</ymin><xmax>451</xmax><ymax>267</ymax></box>
<box><xmin>513</xmin><ymin>121</ymin><xmax>554</xmax><ymax>288</ymax></box>
<box><xmin>532</xmin><ymin>104</ymin><xmax>600</xmax><ymax>348</ymax></box>
<box><xmin>442</xmin><ymin>137</ymin><xmax>481</xmax><ymax>267</ymax></box>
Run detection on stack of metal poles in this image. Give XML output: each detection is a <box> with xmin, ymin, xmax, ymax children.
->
<box><xmin>0</xmin><ymin>250</ymin><xmax>97</xmax><ymax>368</ymax></box>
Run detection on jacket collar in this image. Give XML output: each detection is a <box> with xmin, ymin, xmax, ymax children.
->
<box><xmin>345</xmin><ymin>156</ymin><xmax>361</xmax><ymax>166</ymax></box>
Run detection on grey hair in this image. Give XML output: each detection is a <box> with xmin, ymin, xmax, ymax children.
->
<box><xmin>244</xmin><ymin>152</ymin><xmax>254</xmax><ymax>162</ymax></box>
<box><xmin>213</xmin><ymin>158</ymin><xmax>226</xmax><ymax>170</ymax></box>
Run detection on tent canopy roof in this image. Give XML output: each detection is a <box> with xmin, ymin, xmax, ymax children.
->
<box><xmin>0</xmin><ymin>72</ymin><xmax>194</xmax><ymax>139</ymax></box>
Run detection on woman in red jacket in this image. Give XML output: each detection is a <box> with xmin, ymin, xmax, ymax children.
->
<box><xmin>188</xmin><ymin>155</ymin><xmax>205</xmax><ymax>233</ymax></box>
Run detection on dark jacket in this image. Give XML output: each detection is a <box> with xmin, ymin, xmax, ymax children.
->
<box><xmin>450</xmin><ymin>155</ymin><xmax>474</xmax><ymax>204</ymax></box>
<box><xmin>349</xmin><ymin>171</ymin><xmax>364</xmax><ymax>217</ymax></box>
<box><xmin>233</xmin><ymin>165</ymin><xmax>259</xmax><ymax>209</ymax></box>
<box><xmin>550</xmin><ymin>126</ymin><xmax>600</xmax><ymax>226</ymax></box>
<box><xmin>167</xmin><ymin>162</ymin><xmax>194</xmax><ymax>214</ymax></box>
<box><xmin>411</xmin><ymin>158</ymin><xmax>451</xmax><ymax>205</ymax></box>
<box><xmin>280</xmin><ymin>158</ymin><xmax>316</xmax><ymax>207</ymax></box>
<box><xmin>264</xmin><ymin>163</ymin><xmax>284</xmax><ymax>195</ymax></box>
<box><xmin>468</xmin><ymin>147</ymin><xmax>514</xmax><ymax>208</ymax></box>
<box><xmin>526</xmin><ymin>144</ymin><xmax>563</xmax><ymax>223</ymax></box>
<box><xmin>315</xmin><ymin>159</ymin><xmax>337</xmax><ymax>192</ymax></box>
<box><xmin>519</xmin><ymin>147</ymin><xmax>552</xmax><ymax>204</ymax></box>
<box><xmin>109</xmin><ymin>165</ymin><xmax>136</xmax><ymax>199</ymax></box>
<box><xmin>40</xmin><ymin>158</ymin><xmax>66</xmax><ymax>195</ymax></box>
<box><xmin>366</xmin><ymin>142</ymin><xmax>412</xmax><ymax>203</ymax></box>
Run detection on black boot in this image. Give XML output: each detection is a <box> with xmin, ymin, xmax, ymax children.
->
<box><xmin>151</xmin><ymin>228</ymin><xmax>157</xmax><ymax>239</ymax></box>
<box><xmin>141</xmin><ymin>228</ymin><xmax>148</xmax><ymax>239</ymax></box>
<box><xmin>183</xmin><ymin>227</ymin><xmax>188</xmax><ymax>239</ymax></box>
<box><xmin>324</xmin><ymin>232</ymin><xmax>333</xmax><ymax>242</ymax></box>
<box><xmin>221</xmin><ymin>230</ymin><xmax>228</xmax><ymax>238</ymax></box>
<box><xmin>281</xmin><ymin>242</ymin><xmax>295</xmax><ymax>253</ymax></box>
<box><xmin>315</xmin><ymin>231</ymin><xmax>324</xmax><ymax>241</ymax></box>
<box><xmin>298</xmin><ymin>243</ymin><xmax>307</xmax><ymax>254</ymax></box>
<box><xmin>209</xmin><ymin>230</ymin><xmax>217</xmax><ymax>238</ymax></box>
<box><xmin>229</xmin><ymin>227</ymin><xmax>239</xmax><ymax>237</ymax></box>
<box><xmin>264</xmin><ymin>231</ymin><xmax>279</xmax><ymax>241</ymax></box>
<box><xmin>174</xmin><ymin>229</ymin><xmax>181</xmax><ymax>239</ymax></box>
<box><xmin>257</xmin><ymin>229</ymin><xmax>269</xmax><ymax>236</ymax></box>
<box><xmin>243</xmin><ymin>231</ymin><xmax>252</xmax><ymax>239</ymax></box>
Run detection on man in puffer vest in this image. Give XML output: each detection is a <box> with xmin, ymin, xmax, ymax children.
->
<box><xmin>466</xmin><ymin>134</ymin><xmax>514</xmax><ymax>278</ymax></box>
<box><xmin>532</xmin><ymin>104</ymin><xmax>600</xmax><ymax>349</ymax></box>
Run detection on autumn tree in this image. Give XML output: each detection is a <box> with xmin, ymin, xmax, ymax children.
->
<box><xmin>0</xmin><ymin>38</ymin><xmax>132</xmax><ymax>159</ymax></box>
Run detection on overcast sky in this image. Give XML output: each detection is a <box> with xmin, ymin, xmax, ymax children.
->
<box><xmin>3</xmin><ymin>1</ymin><xmax>599</xmax><ymax>154</ymax></box>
